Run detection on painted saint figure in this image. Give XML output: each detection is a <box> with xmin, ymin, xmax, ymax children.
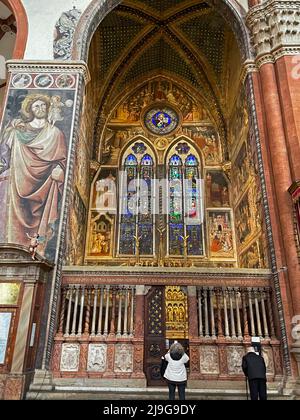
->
<box><xmin>0</xmin><ymin>94</ymin><xmax>67</xmax><ymax>255</ymax></box>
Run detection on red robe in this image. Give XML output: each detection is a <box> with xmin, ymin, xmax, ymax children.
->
<box><xmin>4</xmin><ymin>120</ymin><xmax>67</xmax><ymax>250</ymax></box>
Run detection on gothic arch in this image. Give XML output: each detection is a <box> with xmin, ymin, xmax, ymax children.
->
<box><xmin>166</xmin><ymin>135</ymin><xmax>206</xmax><ymax>177</ymax></box>
<box><xmin>118</xmin><ymin>135</ymin><xmax>158</xmax><ymax>168</ymax></box>
<box><xmin>72</xmin><ymin>0</ymin><xmax>251</xmax><ymax>62</ymax></box>
<box><xmin>2</xmin><ymin>0</ymin><xmax>28</xmax><ymax>59</ymax></box>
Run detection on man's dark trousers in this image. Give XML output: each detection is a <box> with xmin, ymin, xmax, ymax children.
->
<box><xmin>248</xmin><ymin>379</ymin><xmax>267</xmax><ymax>400</ymax></box>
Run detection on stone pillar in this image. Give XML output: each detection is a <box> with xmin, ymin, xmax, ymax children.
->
<box><xmin>0</xmin><ymin>245</ymin><xmax>53</xmax><ymax>400</ymax></box>
<box><xmin>187</xmin><ymin>286</ymin><xmax>198</xmax><ymax>338</ymax></box>
<box><xmin>132</xmin><ymin>286</ymin><xmax>146</xmax><ymax>381</ymax></box>
<box><xmin>187</xmin><ymin>286</ymin><xmax>201</xmax><ymax>379</ymax></box>
<box><xmin>246</xmin><ymin>0</ymin><xmax>300</xmax><ymax>382</ymax></box>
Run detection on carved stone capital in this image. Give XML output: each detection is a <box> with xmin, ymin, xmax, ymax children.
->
<box><xmin>247</xmin><ymin>1</ymin><xmax>300</xmax><ymax>61</ymax></box>
<box><xmin>241</xmin><ymin>60</ymin><xmax>258</xmax><ymax>84</ymax></box>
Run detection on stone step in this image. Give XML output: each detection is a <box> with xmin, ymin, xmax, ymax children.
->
<box><xmin>26</xmin><ymin>385</ymin><xmax>294</xmax><ymax>400</ymax></box>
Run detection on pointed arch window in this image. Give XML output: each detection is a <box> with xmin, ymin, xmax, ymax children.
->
<box><xmin>118</xmin><ymin>144</ymin><xmax>155</xmax><ymax>256</ymax></box>
<box><xmin>168</xmin><ymin>150</ymin><xmax>204</xmax><ymax>256</ymax></box>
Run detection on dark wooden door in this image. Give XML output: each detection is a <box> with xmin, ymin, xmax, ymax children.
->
<box><xmin>144</xmin><ymin>286</ymin><xmax>166</xmax><ymax>387</ymax></box>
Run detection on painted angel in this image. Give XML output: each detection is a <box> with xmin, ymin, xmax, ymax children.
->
<box><xmin>48</xmin><ymin>95</ymin><xmax>64</xmax><ymax>126</ymax></box>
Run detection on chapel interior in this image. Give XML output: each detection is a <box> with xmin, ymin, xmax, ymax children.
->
<box><xmin>65</xmin><ymin>0</ymin><xmax>269</xmax><ymax>271</ymax></box>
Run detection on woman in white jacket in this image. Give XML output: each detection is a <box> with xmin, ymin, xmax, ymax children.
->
<box><xmin>163</xmin><ymin>342</ymin><xmax>189</xmax><ymax>400</ymax></box>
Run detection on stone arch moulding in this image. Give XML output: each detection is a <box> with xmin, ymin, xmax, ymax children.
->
<box><xmin>71</xmin><ymin>0</ymin><xmax>252</xmax><ymax>62</ymax></box>
<box><xmin>2</xmin><ymin>0</ymin><xmax>28</xmax><ymax>59</ymax></box>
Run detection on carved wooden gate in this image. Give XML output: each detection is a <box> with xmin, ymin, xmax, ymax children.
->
<box><xmin>144</xmin><ymin>286</ymin><xmax>166</xmax><ymax>386</ymax></box>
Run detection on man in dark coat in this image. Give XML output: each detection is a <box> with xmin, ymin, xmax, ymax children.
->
<box><xmin>242</xmin><ymin>347</ymin><xmax>267</xmax><ymax>400</ymax></box>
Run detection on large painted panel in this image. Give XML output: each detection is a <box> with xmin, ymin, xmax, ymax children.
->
<box><xmin>206</xmin><ymin>170</ymin><xmax>230</xmax><ymax>207</ymax></box>
<box><xmin>0</xmin><ymin>71</ymin><xmax>78</xmax><ymax>261</ymax></box>
<box><xmin>207</xmin><ymin>210</ymin><xmax>235</xmax><ymax>259</ymax></box>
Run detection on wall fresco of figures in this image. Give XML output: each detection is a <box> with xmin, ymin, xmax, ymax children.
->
<box><xmin>207</xmin><ymin>210</ymin><xmax>235</xmax><ymax>258</ymax></box>
<box><xmin>86</xmin><ymin>168</ymin><xmax>117</xmax><ymax>260</ymax></box>
<box><xmin>74</xmin><ymin>132</ymin><xmax>90</xmax><ymax>207</ymax></box>
<box><xmin>232</xmin><ymin>142</ymin><xmax>249</xmax><ymax>203</ymax></box>
<box><xmin>101</xmin><ymin>77</ymin><xmax>223</xmax><ymax>167</ymax></box>
<box><xmin>206</xmin><ymin>170</ymin><xmax>230</xmax><ymax>207</ymax></box>
<box><xmin>0</xmin><ymin>71</ymin><xmax>78</xmax><ymax>261</ymax></box>
<box><xmin>228</xmin><ymin>87</ymin><xmax>269</xmax><ymax>267</ymax></box>
<box><xmin>65</xmin><ymin>188</ymin><xmax>87</xmax><ymax>266</ymax></box>
<box><xmin>229</xmin><ymin>87</ymin><xmax>248</xmax><ymax>149</ymax></box>
<box><xmin>110</xmin><ymin>79</ymin><xmax>209</xmax><ymax>124</ymax></box>
<box><xmin>239</xmin><ymin>237</ymin><xmax>267</xmax><ymax>269</ymax></box>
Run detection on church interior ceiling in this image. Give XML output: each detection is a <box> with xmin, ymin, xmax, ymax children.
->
<box><xmin>65</xmin><ymin>0</ymin><xmax>269</xmax><ymax>270</ymax></box>
<box><xmin>89</xmin><ymin>0</ymin><xmax>241</xmax><ymax>159</ymax></box>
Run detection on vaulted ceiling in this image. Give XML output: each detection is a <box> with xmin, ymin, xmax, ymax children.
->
<box><xmin>89</xmin><ymin>0</ymin><xmax>243</xmax><ymax>158</ymax></box>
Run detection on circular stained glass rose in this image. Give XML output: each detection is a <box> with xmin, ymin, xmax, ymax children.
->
<box><xmin>144</xmin><ymin>107</ymin><xmax>179</xmax><ymax>135</ymax></box>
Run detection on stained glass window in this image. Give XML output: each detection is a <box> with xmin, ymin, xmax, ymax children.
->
<box><xmin>144</xmin><ymin>106</ymin><xmax>179</xmax><ymax>136</ymax></box>
<box><xmin>119</xmin><ymin>144</ymin><xmax>154</xmax><ymax>256</ymax></box>
<box><xmin>168</xmin><ymin>152</ymin><xmax>204</xmax><ymax>256</ymax></box>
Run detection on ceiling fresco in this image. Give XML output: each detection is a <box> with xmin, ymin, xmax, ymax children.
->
<box><xmin>90</xmin><ymin>0</ymin><xmax>242</xmax><ymax>159</ymax></box>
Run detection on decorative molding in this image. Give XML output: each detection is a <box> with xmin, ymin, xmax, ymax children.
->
<box><xmin>6</xmin><ymin>60</ymin><xmax>91</xmax><ymax>85</ymax></box>
<box><xmin>247</xmin><ymin>1</ymin><xmax>300</xmax><ymax>63</ymax></box>
<box><xmin>240</xmin><ymin>60</ymin><xmax>258</xmax><ymax>84</ymax></box>
<box><xmin>273</xmin><ymin>46</ymin><xmax>300</xmax><ymax>61</ymax></box>
<box><xmin>54</xmin><ymin>7</ymin><xmax>82</xmax><ymax>61</ymax></box>
<box><xmin>255</xmin><ymin>54</ymin><xmax>275</xmax><ymax>69</ymax></box>
<box><xmin>288</xmin><ymin>180</ymin><xmax>300</xmax><ymax>199</ymax></box>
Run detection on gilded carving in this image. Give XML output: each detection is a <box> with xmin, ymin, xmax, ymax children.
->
<box><xmin>165</xmin><ymin>286</ymin><xmax>188</xmax><ymax>339</ymax></box>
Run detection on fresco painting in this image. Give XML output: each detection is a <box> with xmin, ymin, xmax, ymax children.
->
<box><xmin>206</xmin><ymin>170</ymin><xmax>230</xmax><ymax>207</ymax></box>
<box><xmin>0</xmin><ymin>72</ymin><xmax>78</xmax><ymax>261</ymax></box>
<box><xmin>208</xmin><ymin>210</ymin><xmax>235</xmax><ymax>258</ymax></box>
<box><xmin>66</xmin><ymin>188</ymin><xmax>87</xmax><ymax>265</ymax></box>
